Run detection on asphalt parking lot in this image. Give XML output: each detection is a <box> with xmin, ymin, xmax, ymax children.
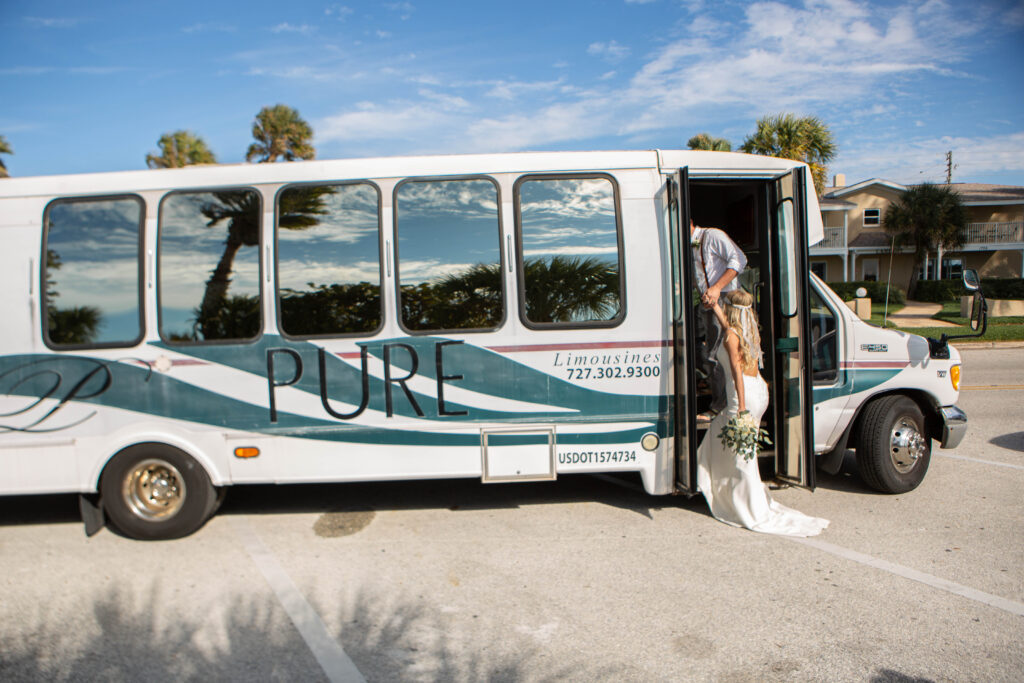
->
<box><xmin>1</xmin><ymin>346</ymin><xmax>1022</xmax><ymax>682</ymax></box>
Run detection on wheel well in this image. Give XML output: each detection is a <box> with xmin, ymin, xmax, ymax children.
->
<box><xmin>846</xmin><ymin>390</ymin><xmax>942</xmax><ymax>451</ymax></box>
<box><xmin>91</xmin><ymin>436</ymin><xmax>223</xmax><ymax>493</ymax></box>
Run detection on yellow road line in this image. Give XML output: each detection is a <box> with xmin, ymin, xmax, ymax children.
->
<box><xmin>961</xmin><ymin>384</ymin><xmax>1024</xmax><ymax>391</ymax></box>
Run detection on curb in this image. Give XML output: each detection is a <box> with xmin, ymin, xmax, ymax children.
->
<box><xmin>952</xmin><ymin>341</ymin><xmax>1024</xmax><ymax>349</ymax></box>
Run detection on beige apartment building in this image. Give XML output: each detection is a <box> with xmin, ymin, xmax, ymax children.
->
<box><xmin>811</xmin><ymin>175</ymin><xmax>1024</xmax><ymax>291</ymax></box>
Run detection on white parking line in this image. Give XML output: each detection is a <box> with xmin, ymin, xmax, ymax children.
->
<box><xmin>790</xmin><ymin>536</ymin><xmax>1024</xmax><ymax>618</ymax></box>
<box><xmin>234</xmin><ymin>518</ymin><xmax>367</xmax><ymax>683</ymax></box>
<box><xmin>934</xmin><ymin>452</ymin><xmax>1024</xmax><ymax>470</ymax></box>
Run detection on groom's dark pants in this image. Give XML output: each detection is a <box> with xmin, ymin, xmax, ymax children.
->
<box><xmin>695</xmin><ymin>305</ymin><xmax>727</xmax><ymax>415</ymax></box>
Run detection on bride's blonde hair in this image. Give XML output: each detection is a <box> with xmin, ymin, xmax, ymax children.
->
<box><xmin>723</xmin><ymin>289</ymin><xmax>762</xmax><ymax>373</ymax></box>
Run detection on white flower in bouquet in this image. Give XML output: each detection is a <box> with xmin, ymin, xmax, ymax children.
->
<box><xmin>718</xmin><ymin>410</ymin><xmax>772</xmax><ymax>461</ymax></box>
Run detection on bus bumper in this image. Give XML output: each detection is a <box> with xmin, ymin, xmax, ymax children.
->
<box><xmin>939</xmin><ymin>405</ymin><xmax>968</xmax><ymax>449</ymax></box>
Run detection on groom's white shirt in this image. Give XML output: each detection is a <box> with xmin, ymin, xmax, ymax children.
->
<box><xmin>692</xmin><ymin>226</ymin><xmax>747</xmax><ymax>294</ymax></box>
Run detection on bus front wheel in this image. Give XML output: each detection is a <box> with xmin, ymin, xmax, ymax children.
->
<box><xmin>855</xmin><ymin>395</ymin><xmax>931</xmax><ymax>494</ymax></box>
<box><xmin>100</xmin><ymin>443</ymin><xmax>216</xmax><ymax>540</ymax></box>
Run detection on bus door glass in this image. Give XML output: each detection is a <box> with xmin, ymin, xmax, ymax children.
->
<box><xmin>771</xmin><ymin>168</ymin><xmax>815</xmax><ymax>489</ymax></box>
<box><xmin>668</xmin><ymin>168</ymin><xmax>697</xmax><ymax>493</ymax></box>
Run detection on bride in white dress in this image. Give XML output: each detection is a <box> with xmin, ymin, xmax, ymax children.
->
<box><xmin>696</xmin><ymin>289</ymin><xmax>829</xmax><ymax>537</ymax></box>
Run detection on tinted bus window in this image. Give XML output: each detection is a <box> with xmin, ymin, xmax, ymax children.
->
<box><xmin>394</xmin><ymin>178</ymin><xmax>503</xmax><ymax>332</ymax></box>
<box><xmin>516</xmin><ymin>176</ymin><xmax>623</xmax><ymax>326</ymax></box>
<box><xmin>159</xmin><ymin>189</ymin><xmax>261</xmax><ymax>342</ymax></box>
<box><xmin>277</xmin><ymin>183</ymin><xmax>382</xmax><ymax>337</ymax></box>
<box><xmin>43</xmin><ymin>196</ymin><xmax>144</xmax><ymax>347</ymax></box>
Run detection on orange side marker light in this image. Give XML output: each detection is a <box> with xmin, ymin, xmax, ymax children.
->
<box><xmin>234</xmin><ymin>447</ymin><xmax>260</xmax><ymax>459</ymax></box>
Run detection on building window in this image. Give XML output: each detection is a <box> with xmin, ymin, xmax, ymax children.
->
<box><xmin>863</xmin><ymin>209</ymin><xmax>880</xmax><ymax>227</ymax></box>
<box><xmin>159</xmin><ymin>188</ymin><xmax>262</xmax><ymax>343</ymax></box>
<box><xmin>917</xmin><ymin>257</ymin><xmax>963</xmax><ymax>281</ymax></box>
<box><xmin>862</xmin><ymin>258</ymin><xmax>879</xmax><ymax>282</ymax></box>
<box><xmin>515</xmin><ymin>175</ymin><xmax>624</xmax><ymax>327</ymax></box>
<box><xmin>277</xmin><ymin>182</ymin><xmax>383</xmax><ymax>337</ymax></box>
<box><xmin>810</xmin><ymin>261</ymin><xmax>828</xmax><ymax>280</ymax></box>
<box><xmin>42</xmin><ymin>195</ymin><xmax>145</xmax><ymax>348</ymax></box>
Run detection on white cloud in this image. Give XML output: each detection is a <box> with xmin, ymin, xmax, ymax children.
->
<box><xmin>319</xmin><ymin>101</ymin><xmax>459</xmax><ymax>143</ymax></box>
<box><xmin>182</xmin><ymin>22</ymin><xmax>236</xmax><ymax>34</ymax></box>
<box><xmin>835</xmin><ymin>132</ymin><xmax>1024</xmax><ymax>185</ymax></box>
<box><xmin>385</xmin><ymin>2</ymin><xmax>415</xmax><ymax>20</ymax></box>
<box><xmin>523</xmin><ymin>245</ymin><xmax>619</xmax><ymax>257</ymax></box>
<box><xmin>271</xmin><ymin>23</ymin><xmax>315</xmax><ymax>34</ymax></box>
<box><xmin>325</xmin><ymin>4</ymin><xmax>354</xmax><ymax>19</ymax></box>
<box><xmin>587</xmin><ymin>40</ymin><xmax>631</xmax><ymax>61</ymax></box>
<box><xmin>278</xmin><ymin>260</ymin><xmax>381</xmax><ymax>289</ymax></box>
<box><xmin>309</xmin><ymin>0</ymin><xmax>1014</xmax><ymax>184</ymax></box>
<box><xmin>24</xmin><ymin>16</ymin><xmax>81</xmax><ymax>28</ymax></box>
<box><xmin>484</xmin><ymin>78</ymin><xmax>564</xmax><ymax>100</ymax></box>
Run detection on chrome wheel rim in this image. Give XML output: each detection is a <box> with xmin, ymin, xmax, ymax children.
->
<box><xmin>122</xmin><ymin>458</ymin><xmax>186</xmax><ymax>520</ymax></box>
<box><xmin>890</xmin><ymin>416</ymin><xmax>926</xmax><ymax>474</ymax></box>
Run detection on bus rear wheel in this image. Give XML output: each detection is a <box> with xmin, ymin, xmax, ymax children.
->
<box><xmin>100</xmin><ymin>443</ymin><xmax>215</xmax><ymax>540</ymax></box>
<box><xmin>855</xmin><ymin>395</ymin><xmax>931</xmax><ymax>494</ymax></box>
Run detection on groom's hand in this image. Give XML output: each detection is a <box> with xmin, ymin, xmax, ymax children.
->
<box><xmin>701</xmin><ymin>286</ymin><xmax>721</xmax><ymax>308</ymax></box>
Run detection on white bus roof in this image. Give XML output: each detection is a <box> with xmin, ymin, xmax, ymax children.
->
<box><xmin>0</xmin><ymin>149</ymin><xmax>823</xmax><ymax>243</ymax></box>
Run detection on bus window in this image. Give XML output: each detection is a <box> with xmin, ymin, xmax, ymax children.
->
<box><xmin>515</xmin><ymin>175</ymin><xmax>623</xmax><ymax>326</ymax></box>
<box><xmin>809</xmin><ymin>286</ymin><xmax>838</xmax><ymax>383</ymax></box>
<box><xmin>42</xmin><ymin>195</ymin><xmax>144</xmax><ymax>348</ymax></box>
<box><xmin>159</xmin><ymin>188</ymin><xmax>262</xmax><ymax>343</ymax></box>
<box><xmin>276</xmin><ymin>182</ymin><xmax>383</xmax><ymax>337</ymax></box>
<box><xmin>394</xmin><ymin>178</ymin><xmax>503</xmax><ymax>332</ymax></box>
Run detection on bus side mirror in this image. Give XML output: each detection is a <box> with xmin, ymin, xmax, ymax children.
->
<box><xmin>970</xmin><ymin>291</ymin><xmax>986</xmax><ymax>331</ymax></box>
<box><xmin>963</xmin><ymin>268</ymin><xmax>980</xmax><ymax>292</ymax></box>
<box><xmin>933</xmin><ymin>268</ymin><xmax>987</xmax><ymax>351</ymax></box>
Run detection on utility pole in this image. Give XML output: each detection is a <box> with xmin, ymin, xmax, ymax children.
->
<box><xmin>946</xmin><ymin>151</ymin><xmax>954</xmax><ymax>184</ymax></box>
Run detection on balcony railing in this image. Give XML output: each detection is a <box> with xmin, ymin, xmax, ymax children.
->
<box><xmin>961</xmin><ymin>221</ymin><xmax>1023</xmax><ymax>245</ymax></box>
<box><xmin>810</xmin><ymin>222</ymin><xmax>1023</xmax><ymax>250</ymax></box>
<box><xmin>811</xmin><ymin>226</ymin><xmax>845</xmax><ymax>250</ymax></box>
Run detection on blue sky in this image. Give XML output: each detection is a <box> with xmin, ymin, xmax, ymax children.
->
<box><xmin>2</xmin><ymin>0</ymin><xmax>1023</xmax><ymax>186</ymax></box>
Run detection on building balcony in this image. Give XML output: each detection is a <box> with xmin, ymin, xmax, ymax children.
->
<box><xmin>811</xmin><ymin>226</ymin><xmax>846</xmax><ymax>250</ymax></box>
<box><xmin>961</xmin><ymin>221</ymin><xmax>1023</xmax><ymax>245</ymax></box>
<box><xmin>811</xmin><ymin>222</ymin><xmax>1024</xmax><ymax>252</ymax></box>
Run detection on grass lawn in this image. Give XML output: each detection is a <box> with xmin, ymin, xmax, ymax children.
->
<box><xmin>855</xmin><ymin>300</ymin><xmax>1024</xmax><ymax>341</ymax></box>
<box><xmin>899</xmin><ymin>301</ymin><xmax>1024</xmax><ymax>342</ymax></box>
<box><xmin>867</xmin><ymin>302</ymin><xmax>903</xmax><ymax>329</ymax></box>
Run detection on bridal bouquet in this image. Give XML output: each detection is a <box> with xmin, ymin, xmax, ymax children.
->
<box><xmin>719</xmin><ymin>410</ymin><xmax>772</xmax><ymax>461</ymax></box>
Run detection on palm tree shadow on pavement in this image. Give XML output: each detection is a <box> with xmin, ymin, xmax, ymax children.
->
<box><xmin>0</xmin><ymin>582</ymin><xmax>618</xmax><ymax>681</ymax></box>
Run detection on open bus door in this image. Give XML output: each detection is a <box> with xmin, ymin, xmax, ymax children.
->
<box><xmin>668</xmin><ymin>168</ymin><xmax>697</xmax><ymax>493</ymax></box>
<box><xmin>769</xmin><ymin>167</ymin><xmax>815</xmax><ymax>490</ymax></box>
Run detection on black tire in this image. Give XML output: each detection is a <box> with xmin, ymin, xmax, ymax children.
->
<box><xmin>855</xmin><ymin>395</ymin><xmax>931</xmax><ymax>494</ymax></box>
<box><xmin>100</xmin><ymin>443</ymin><xmax>215</xmax><ymax>540</ymax></box>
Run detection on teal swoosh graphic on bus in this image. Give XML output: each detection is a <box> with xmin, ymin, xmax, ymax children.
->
<box><xmin>811</xmin><ymin>368</ymin><xmax>902</xmax><ymax>403</ymax></box>
<box><xmin>0</xmin><ymin>350</ymin><xmax>662</xmax><ymax>446</ymax></box>
<box><xmin>152</xmin><ymin>335</ymin><xmax>666</xmax><ymax>422</ymax></box>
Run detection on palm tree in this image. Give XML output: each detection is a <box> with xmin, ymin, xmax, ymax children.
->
<box><xmin>246</xmin><ymin>105</ymin><xmax>315</xmax><ymax>163</ymax></box>
<box><xmin>45</xmin><ymin>249</ymin><xmax>101</xmax><ymax>344</ymax></box>
<box><xmin>146</xmin><ymin>130</ymin><xmax>217</xmax><ymax>169</ymax></box>
<box><xmin>740</xmin><ymin>113</ymin><xmax>836</xmax><ymax>195</ymax></box>
<box><xmin>0</xmin><ymin>134</ymin><xmax>12</xmax><ymax>178</ymax></box>
<box><xmin>400</xmin><ymin>262</ymin><xmax>503</xmax><ymax>330</ymax></box>
<box><xmin>883</xmin><ymin>183</ymin><xmax>967</xmax><ymax>298</ymax></box>
<box><xmin>193</xmin><ymin>185</ymin><xmax>334</xmax><ymax>339</ymax></box>
<box><xmin>523</xmin><ymin>256</ymin><xmax>621</xmax><ymax>323</ymax></box>
<box><xmin>687</xmin><ymin>133</ymin><xmax>731</xmax><ymax>152</ymax></box>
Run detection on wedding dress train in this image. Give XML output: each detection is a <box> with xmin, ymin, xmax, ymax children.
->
<box><xmin>696</xmin><ymin>343</ymin><xmax>829</xmax><ymax>537</ymax></box>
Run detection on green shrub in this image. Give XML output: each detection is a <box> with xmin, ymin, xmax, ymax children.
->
<box><xmin>912</xmin><ymin>280</ymin><xmax>961</xmax><ymax>303</ymax></box>
<box><xmin>981</xmin><ymin>277</ymin><xmax>1024</xmax><ymax>299</ymax></box>
<box><xmin>826</xmin><ymin>280</ymin><xmax>906</xmax><ymax>305</ymax></box>
<box><xmin>911</xmin><ymin>277</ymin><xmax>1024</xmax><ymax>302</ymax></box>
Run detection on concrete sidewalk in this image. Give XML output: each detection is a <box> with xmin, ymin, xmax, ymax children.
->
<box><xmin>885</xmin><ymin>300</ymin><xmax>958</xmax><ymax>327</ymax></box>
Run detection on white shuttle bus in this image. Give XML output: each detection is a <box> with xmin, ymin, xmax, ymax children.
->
<box><xmin>0</xmin><ymin>150</ymin><xmax>982</xmax><ymax>539</ymax></box>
